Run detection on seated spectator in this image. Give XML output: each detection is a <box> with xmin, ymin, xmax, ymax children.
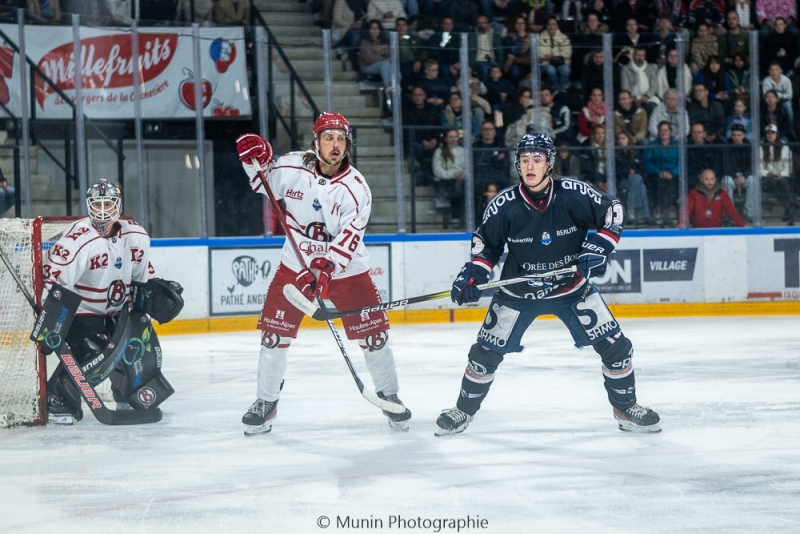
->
<box><xmin>175</xmin><ymin>0</ymin><xmax>212</xmax><ymax>23</ymax></box>
<box><xmin>473</xmin><ymin>121</ymin><xmax>511</xmax><ymax>193</ymax></box>
<box><xmin>553</xmin><ymin>140</ymin><xmax>583</xmax><ymax>179</ymax></box>
<box><xmin>718</xmin><ymin>10</ymin><xmax>749</xmax><ymax>66</ymax></box>
<box><xmin>477</xmin><ymin>181</ymin><xmax>501</xmax><ymax>214</ymax></box>
<box><xmin>578</xmin><ymin>87</ymin><xmax>606</xmax><ymax>143</ymax></box>
<box><xmin>579</xmin><ymin>10</ymin><xmax>608</xmax><ymax>34</ymax></box>
<box><xmin>726</xmin><ymin>97</ymin><xmax>752</xmax><ymax>140</ymax></box>
<box><xmin>212</xmin><ymin>0</ymin><xmax>248</xmax><ymax>25</ymax></box>
<box><xmin>503</xmin><ymin>87</ymin><xmax>553</xmax><ymax>149</ymax></box>
<box><xmin>557</xmin><ymin>0</ymin><xmax>582</xmax><ymax>33</ymax></box>
<box><xmin>581</xmin><ymin>49</ymin><xmax>606</xmax><ymax>100</ymax></box>
<box><xmin>396</xmin><ymin>18</ymin><xmax>424</xmax><ymax>85</ymax></box>
<box><xmin>360</xmin><ymin>20</ymin><xmax>394</xmax><ymax>93</ymax></box>
<box><xmin>442</xmin><ymin>92</ymin><xmax>480</xmax><ymax>140</ymax></box>
<box><xmin>690</xmin><ymin>23</ymin><xmax>718</xmax><ymax>73</ymax></box>
<box><xmin>580</xmin><ymin>125</ymin><xmax>607</xmax><ymax>190</ymax></box>
<box><xmin>653</xmin><ymin>14</ymin><xmax>677</xmax><ymax>66</ymax></box>
<box><xmin>760</xmin><ymin>123</ymin><xmax>794</xmax><ymax>222</ymax></box>
<box><xmin>480</xmin><ymin>0</ymin><xmax>518</xmax><ymax>24</ymax></box>
<box><xmin>727</xmin><ymin>53</ymin><xmax>750</xmax><ymax>98</ymax></box>
<box><xmin>417</xmin><ymin>59</ymin><xmax>451</xmax><ymax>111</ymax></box>
<box><xmin>426</xmin><ymin>17</ymin><xmax>461</xmax><ymax>75</ymax></box>
<box><xmin>689</xmin><ymin>0</ymin><xmax>725</xmax><ymax>33</ymax></box>
<box><xmin>620</xmin><ymin>47</ymin><xmax>661</xmax><ymax>114</ymax></box>
<box><xmin>0</xmin><ymin>169</ymin><xmax>13</xmax><ymax>216</ymax></box>
<box><xmin>761</xmin><ymin>89</ymin><xmax>795</xmax><ymax>141</ymax></box>
<box><xmin>616</xmin><ymin>131</ymin><xmax>652</xmax><ymax>224</ymax></box>
<box><xmin>585</xmin><ymin>0</ymin><xmax>612</xmax><ymax>28</ymax></box>
<box><xmin>762</xmin><ymin>61</ymin><xmax>793</xmax><ymax>126</ymax></box>
<box><xmin>332</xmin><ymin>0</ymin><xmax>367</xmax><ymax>72</ymax></box>
<box><xmin>526</xmin><ymin>0</ymin><xmax>547</xmax><ymax>33</ymax></box>
<box><xmin>541</xmin><ymin>86</ymin><xmax>573</xmax><ymax>144</ymax></box>
<box><xmin>471</xmin><ymin>15</ymin><xmax>504</xmax><ymax>82</ymax></box>
<box><xmin>484</xmin><ymin>65</ymin><xmax>514</xmax><ymax>111</ymax></box>
<box><xmin>403</xmin><ymin>86</ymin><xmax>440</xmax><ymax>185</ymax></box>
<box><xmin>681</xmin><ymin>169</ymin><xmax>745</xmax><ymax>227</ymax></box>
<box><xmin>761</xmin><ymin>17</ymin><xmax>796</xmax><ymax>77</ymax></box>
<box><xmin>643</xmin><ymin>121</ymin><xmax>680</xmax><ymax>220</ymax></box>
<box><xmin>447</xmin><ymin>0</ymin><xmax>478</xmax><ymax>31</ymax></box>
<box><xmin>648</xmin><ymin>89</ymin><xmax>690</xmax><ymax>140</ymax></box>
<box><xmin>719</xmin><ymin>123</ymin><xmax>753</xmax><ymax>216</ymax></box>
<box><xmin>614</xmin><ymin>18</ymin><xmax>655</xmax><ymax>66</ymax></box>
<box><xmin>420</xmin><ymin>0</ymin><xmax>449</xmax><ymax>23</ymax></box>
<box><xmin>687</xmin><ymin>122</ymin><xmax>723</xmax><ymax>187</ymax></box>
<box><xmin>573</xmin><ymin>16</ymin><xmax>604</xmax><ymax>81</ymax></box>
<box><xmin>502</xmin><ymin>15</ymin><xmax>532</xmax><ymax>84</ymax></box>
<box><xmin>539</xmin><ymin>17</ymin><xmax>572</xmax><ymax>93</ymax></box>
<box><xmin>26</xmin><ymin>0</ymin><xmax>60</xmax><ymax>23</ymax></box>
<box><xmin>432</xmin><ymin>129</ymin><xmax>467</xmax><ymax>223</ymax></box>
<box><xmin>658</xmin><ymin>48</ymin><xmax>692</xmax><ymax>99</ymax></box>
<box><xmin>367</xmin><ymin>0</ymin><xmax>406</xmax><ymax>29</ymax></box>
<box><xmin>614</xmin><ymin>90</ymin><xmax>648</xmax><ymax>144</ymax></box>
<box><xmin>688</xmin><ymin>82</ymin><xmax>725</xmax><ymax>142</ymax></box>
<box><xmin>614</xmin><ymin>0</ymin><xmax>653</xmax><ymax>32</ymax></box>
<box><xmin>695</xmin><ymin>56</ymin><xmax>730</xmax><ymax>104</ymax></box>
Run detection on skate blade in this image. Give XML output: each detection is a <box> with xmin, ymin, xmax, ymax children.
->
<box><xmin>434</xmin><ymin>424</ymin><xmax>469</xmax><ymax>437</ymax></box>
<box><xmin>244</xmin><ymin>421</ymin><xmax>273</xmax><ymax>436</ymax></box>
<box><xmin>616</xmin><ymin>420</ymin><xmax>662</xmax><ymax>434</ymax></box>
<box><xmin>48</xmin><ymin>413</ymin><xmax>75</xmax><ymax>425</ymax></box>
<box><xmin>388</xmin><ymin>419</ymin><xmax>410</xmax><ymax>432</ymax></box>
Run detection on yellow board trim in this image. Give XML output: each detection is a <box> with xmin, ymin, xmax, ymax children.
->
<box><xmin>153</xmin><ymin>301</ymin><xmax>800</xmax><ymax>336</ymax></box>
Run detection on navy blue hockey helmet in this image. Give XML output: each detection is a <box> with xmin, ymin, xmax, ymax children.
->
<box><xmin>514</xmin><ymin>133</ymin><xmax>556</xmax><ymax>176</ymax></box>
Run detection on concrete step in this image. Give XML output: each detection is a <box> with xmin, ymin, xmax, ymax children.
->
<box><xmin>272</xmin><ymin>35</ymin><xmax>323</xmax><ymax>46</ymax></box>
<box><xmin>351</xmin><ymin>146</ymin><xmax>395</xmax><ymax>157</ymax></box>
<box><xmin>269</xmin><ymin>25</ymin><xmax>322</xmax><ymax>39</ymax></box>
<box><xmin>256</xmin><ymin>2</ymin><xmax>311</xmax><ymax>12</ymax></box>
<box><xmin>0</xmin><ymin>146</ymin><xmax>40</xmax><ymax>175</ymax></box>
<box><xmin>28</xmin><ymin>201</ymin><xmax>81</xmax><ymax>218</ymax></box>
<box><xmin>259</xmin><ymin>12</ymin><xmax>313</xmax><ymax>25</ymax></box>
<box><xmin>271</xmin><ymin>68</ymin><xmax>359</xmax><ymax>83</ymax></box>
<box><xmin>281</xmin><ymin>47</ymin><xmax>331</xmax><ymax>61</ymax></box>
<box><xmin>273</xmin><ymin>81</ymin><xmax>361</xmax><ymax>96</ymax></box>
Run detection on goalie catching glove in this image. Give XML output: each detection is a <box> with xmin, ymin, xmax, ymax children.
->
<box><xmin>131</xmin><ymin>278</ymin><xmax>185</xmax><ymax>324</ymax></box>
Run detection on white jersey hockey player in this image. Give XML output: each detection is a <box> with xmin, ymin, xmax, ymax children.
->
<box><xmin>235</xmin><ymin>112</ymin><xmax>411</xmax><ymax>436</ymax></box>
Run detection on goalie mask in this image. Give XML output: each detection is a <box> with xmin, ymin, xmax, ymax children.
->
<box><xmin>86</xmin><ymin>179</ymin><xmax>122</xmax><ymax>236</ymax></box>
<box><xmin>311</xmin><ymin>111</ymin><xmax>353</xmax><ymax>166</ymax></box>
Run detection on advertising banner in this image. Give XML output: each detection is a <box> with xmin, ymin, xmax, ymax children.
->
<box><xmin>747</xmin><ymin>234</ymin><xmax>800</xmax><ymax>300</ymax></box>
<box><xmin>0</xmin><ymin>24</ymin><xmax>250</xmax><ymax>119</ymax></box>
<box><xmin>209</xmin><ymin>245</ymin><xmax>391</xmax><ymax>316</ymax></box>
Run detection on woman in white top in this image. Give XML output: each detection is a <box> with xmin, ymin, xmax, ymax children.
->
<box><xmin>432</xmin><ymin>129</ymin><xmax>467</xmax><ymax>224</ymax></box>
<box><xmin>760</xmin><ymin>124</ymin><xmax>794</xmax><ymax>222</ymax></box>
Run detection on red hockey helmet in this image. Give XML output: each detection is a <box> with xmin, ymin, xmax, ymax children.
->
<box><xmin>312</xmin><ymin>112</ymin><xmax>351</xmax><ymax>140</ymax></box>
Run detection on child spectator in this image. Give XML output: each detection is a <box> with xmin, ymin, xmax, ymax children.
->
<box><xmin>725</xmin><ymin>97</ymin><xmax>752</xmax><ymax>140</ymax></box>
<box><xmin>762</xmin><ymin>61</ymin><xmax>793</xmax><ymax>126</ymax></box>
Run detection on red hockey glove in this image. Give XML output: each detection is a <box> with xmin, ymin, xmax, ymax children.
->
<box><xmin>295</xmin><ymin>268</ymin><xmax>317</xmax><ymax>296</ymax></box>
<box><xmin>310</xmin><ymin>257</ymin><xmax>336</xmax><ymax>300</ymax></box>
<box><xmin>235</xmin><ymin>133</ymin><xmax>273</xmax><ymax>166</ymax></box>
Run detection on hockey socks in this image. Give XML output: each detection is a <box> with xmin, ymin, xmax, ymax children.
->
<box><xmin>359</xmin><ymin>332</ymin><xmax>400</xmax><ymax>397</ymax></box>
<box><xmin>593</xmin><ymin>332</ymin><xmax>637</xmax><ymax>409</ymax></box>
<box><xmin>256</xmin><ymin>332</ymin><xmax>291</xmax><ymax>401</ymax></box>
<box><xmin>455</xmin><ymin>344</ymin><xmax>504</xmax><ymax>416</ymax></box>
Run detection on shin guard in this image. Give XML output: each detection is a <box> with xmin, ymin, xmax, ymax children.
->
<box><xmin>456</xmin><ymin>343</ymin><xmax>505</xmax><ymax>416</ymax></box>
<box><xmin>593</xmin><ymin>332</ymin><xmax>636</xmax><ymax>409</ymax></box>
<box><xmin>359</xmin><ymin>331</ymin><xmax>399</xmax><ymax>396</ymax></box>
<box><xmin>257</xmin><ymin>331</ymin><xmax>292</xmax><ymax>401</ymax></box>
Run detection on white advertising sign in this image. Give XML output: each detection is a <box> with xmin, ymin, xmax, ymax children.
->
<box><xmin>0</xmin><ymin>24</ymin><xmax>250</xmax><ymax>119</ymax></box>
<box><xmin>747</xmin><ymin>234</ymin><xmax>800</xmax><ymax>300</ymax></box>
<box><xmin>209</xmin><ymin>245</ymin><xmax>391</xmax><ymax>316</ymax></box>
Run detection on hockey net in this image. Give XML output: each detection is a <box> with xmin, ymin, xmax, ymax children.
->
<box><xmin>0</xmin><ymin>217</ymin><xmax>79</xmax><ymax>427</ymax></box>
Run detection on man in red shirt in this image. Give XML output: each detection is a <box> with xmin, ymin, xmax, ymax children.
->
<box><xmin>681</xmin><ymin>169</ymin><xmax>745</xmax><ymax>227</ymax></box>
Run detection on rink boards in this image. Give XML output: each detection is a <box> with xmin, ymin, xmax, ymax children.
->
<box><xmin>150</xmin><ymin>228</ymin><xmax>800</xmax><ymax>335</ymax></box>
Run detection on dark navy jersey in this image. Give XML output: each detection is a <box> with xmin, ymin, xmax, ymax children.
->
<box><xmin>471</xmin><ymin>178</ymin><xmax>623</xmax><ymax>300</ymax></box>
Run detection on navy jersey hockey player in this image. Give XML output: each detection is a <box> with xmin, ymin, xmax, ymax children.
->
<box><xmin>436</xmin><ymin>133</ymin><xmax>661</xmax><ymax>436</ymax></box>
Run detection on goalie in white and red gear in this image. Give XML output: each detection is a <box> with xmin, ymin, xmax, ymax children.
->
<box><xmin>235</xmin><ymin>112</ymin><xmax>410</xmax><ymax>435</ymax></box>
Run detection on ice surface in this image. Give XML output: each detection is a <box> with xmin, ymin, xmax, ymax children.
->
<box><xmin>2</xmin><ymin>316</ymin><xmax>800</xmax><ymax>533</ymax></box>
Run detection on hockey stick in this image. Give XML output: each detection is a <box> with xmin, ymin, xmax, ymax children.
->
<box><xmin>283</xmin><ymin>265</ymin><xmax>579</xmax><ymax>321</ymax></box>
<box><xmin>0</xmin><ymin>245</ymin><xmax>162</xmax><ymax>425</ymax></box>
<box><xmin>250</xmin><ymin>159</ymin><xmax>405</xmax><ymax>414</ymax></box>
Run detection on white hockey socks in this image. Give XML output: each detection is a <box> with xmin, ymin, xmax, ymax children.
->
<box><xmin>257</xmin><ymin>333</ymin><xmax>292</xmax><ymax>402</ymax></box>
<box><xmin>359</xmin><ymin>332</ymin><xmax>399</xmax><ymax>396</ymax></box>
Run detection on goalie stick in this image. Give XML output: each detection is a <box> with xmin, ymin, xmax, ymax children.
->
<box><xmin>283</xmin><ymin>266</ymin><xmax>579</xmax><ymax>321</ymax></box>
<box><xmin>250</xmin><ymin>159</ymin><xmax>405</xmax><ymax>415</ymax></box>
<box><xmin>0</xmin><ymin>245</ymin><xmax>162</xmax><ymax>426</ymax></box>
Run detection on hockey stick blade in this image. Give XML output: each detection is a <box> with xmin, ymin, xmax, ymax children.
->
<box><xmin>283</xmin><ymin>265</ymin><xmax>578</xmax><ymax>321</ymax></box>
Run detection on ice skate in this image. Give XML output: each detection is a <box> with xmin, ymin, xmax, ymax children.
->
<box><xmin>614</xmin><ymin>404</ymin><xmax>661</xmax><ymax>433</ymax></box>
<box><xmin>377</xmin><ymin>392</ymin><xmax>411</xmax><ymax>431</ymax></box>
<box><xmin>47</xmin><ymin>394</ymin><xmax>82</xmax><ymax>425</ymax></box>
<box><xmin>434</xmin><ymin>407</ymin><xmax>473</xmax><ymax>436</ymax></box>
<box><xmin>242</xmin><ymin>398</ymin><xmax>278</xmax><ymax>436</ymax></box>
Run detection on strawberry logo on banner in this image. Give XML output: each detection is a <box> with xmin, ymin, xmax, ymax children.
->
<box><xmin>34</xmin><ymin>33</ymin><xmax>178</xmax><ymax>109</ymax></box>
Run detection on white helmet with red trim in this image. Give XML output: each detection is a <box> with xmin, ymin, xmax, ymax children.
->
<box><xmin>86</xmin><ymin>179</ymin><xmax>122</xmax><ymax>236</ymax></box>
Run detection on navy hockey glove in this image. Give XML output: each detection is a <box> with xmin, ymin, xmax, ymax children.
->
<box><xmin>578</xmin><ymin>232</ymin><xmax>613</xmax><ymax>279</ymax></box>
<box><xmin>451</xmin><ymin>262</ymin><xmax>490</xmax><ymax>306</ymax></box>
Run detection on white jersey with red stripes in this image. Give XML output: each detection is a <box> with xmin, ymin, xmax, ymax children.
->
<box><xmin>243</xmin><ymin>151</ymin><xmax>372</xmax><ymax>278</ymax></box>
<box><xmin>41</xmin><ymin>218</ymin><xmax>154</xmax><ymax>316</ymax></box>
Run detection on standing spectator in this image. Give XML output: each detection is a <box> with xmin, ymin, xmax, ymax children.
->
<box><xmin>762</xmin><ymin>61</ymin><xmax>793</xmax><ymax>126</ymax></box>
<box><xmin>726</xmin><ymin>97</ymin><xmax>753</xmax><ymax>140</ymax></box>
<box><xmin>688</xmin><ymin>82</ymin><xmax>726</xmax><ymax>142</ymax></box>
<box><xmin>212</xmin><ymin>0</ymin><xmax>247</xmax><ymax>25</ymax></box>
<box><xmin>484</xmin><ymin>65</ymin><xmax>514</xmax><ymax>111</ymax></box>
<box><xmin>720</xmin><ymin>124</ymin><xmax>753</xmax><ymax>216</ymax></box>
<box><xmin>471</xmin><ymin>15</ymin><xmax>504</xmax><ymax>82</ymax></box>
<box><xmin>681</xmin><ymin>169</ymin><xmax>745</xmax><ymax>227</ymax></box>
<box><xmin>614</xmin><ymin>90</ymin><xmax>648</xmax><ymax>144</ymax></box>
<box><xmin>442</xmin><ymin>92</ymin><xmax>480</xmax><ymax>140</ymax></box>
<box><xmin>760</xmin><ymin>124</ymin><xmax>794</xmax><ymax>222</ymax></box>
<box><xmin>696</xmin><ymin>56</ymin><xmax>730</xmax><ymax>104</ymax></box>
<box><xmin>653</xmin><ymin>14</ymin><xmax>677</xmax><ymax>66</ymax></box>
<box><xmin>657</xmin><ymin>48</ymin><xmax>692</xmax><ymax>98</ymax></box>
<box><xmin>648</xmin><ymin>89</ymin><xmax>690</xmax><ymax>140</ymax></box>
<box><xmin>26</xmin><ymin>0</ymin><xmax>61</xmax><ymax>23</ymax></box>
<box><xmin>473</xmin><ymin>121</ymin><xmax>511</xmax><ymax>193</ymax></box>
<box><xmin>615</xmin><ymin>0</ymin><xmax>653</xmax><ymax>31</ymax></box>
<box><xmin>727</xmin><ymin>53</ymin><xmax>751</xmax><ymax>98</ymax></box>
<box><xmin>503</xmin><ymin>15</ymin><xmax>532</xmax><ymax>84</ymax></box>
<box><xmin>761</xmin><ymin>89</ymin><xmax>795</xmax><ymax>141</ymax></box>
<box><xmin>690</xmin><ymin>23</ymin><xmax>718</xmax><ymax>72</ymax></box>
<box><xmin>761</xmin><ymin>18</ymin><xmax>797</xmax><ymax>77</ymax></box>
<box><xmin>581</xmin><ymin>49</ymin><xmax>606</xmax><ymax>100</ymax></box>
<box><xmin>578</xmin><ymin>87</ymin><xmax>606</xmax><ymax>142</ymax></box>
<box><xmin>643</xmin><ymin>121</ymin><xmax>681</xmax><ymax>220</ymax></box>
<box><xmin>0</xmin><ymin>168</ymin><xmax>13</xmax><ymax>216</ymax></box>
<box><xmin>553</xmin><ymin>140</ymin><xmax>583</xmax><ymax>179</ymax></box>
<box><xmin>687</xmin><ymin>122</ymin><xmax>724</xmax><ymax>186</ymax></box>
<box><xmin>580</xmin><ymin>125</ymin><xmax>608</xmax><ymax>189</ymax></box>
<box><xmin>447</xmin><ymin>0</ymin><xmax>478</xmax><ymax>31</ymax></box>
<box><xmin>403</xmin><ymin>87</ymin><xmax>441</xmax><ymax>185</ymax></box>
<box><xmin>616</xmin><ymin>131</ymin><xmax>652</xmax><ymax>224</ymax></box>
<box><xmin>717</xmin><ymin>10</ymin><xmax>749</xmax><ymax>65</ymax></box>
<box><xmin>417</xmin><ymin>60</ymin><xmax>451</xmax><ymax>110</ymax></box>
<box><xmin>541</xmin><ymin>86</ymin><xmax>573</xmax><ymax>144</ymax></box>
<box><xmin>426</xmin><ymin>17</ymin><xmax>461</xmax><ymax>75</ymax></box>
<box><xmin>396</xmin><ymin>18</ymin><xmax>425</xmax><ymax>84</ymax></box>
<box><xmin>360</xmin><ymin>20</ymin><xmax>394</xmax><ymax>94</ymax></box>
<box><xmin>367</xmin><ymin>0</ymin><xmax>407</xmax><ymax>29</ymax></box>
<box><xmin>620</xmin><ymin>47</ymin><xmax>661</xmax><ymax>113</ymax></box>
<box><xmin>332</xmin><ymin>0</ymin><xmax>367</xmax><ymax>72</ymax></box>
<box><xmin>689</xmin><ymin>0</ymin><xmax>726</xmax><ymax>31</ymax></box>
<box><xmin>432</xmin><ymin>129</ymin><xmax>467</xmax><ymax>223</ymax></box>
<box><xmin>539</xmin><ymin>17</ymin><xmax>572</xmax><ymax>93</ymax></box>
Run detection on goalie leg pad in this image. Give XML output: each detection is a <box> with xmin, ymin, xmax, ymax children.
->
<box><xmin>126</xmin><ymin>373</ymin><xmax>175</xmax><ymax>410</ymax></box>
<box><xmin>257</xmin><ymin>331</ymin><xmax>292</xmax><ymax>402</ymax></box>
<box><xmin>359</xmin><ymin>331</ymin><xmax>399</xmax><ymax>396</ymax></box>
<box><xmin>593</xmin><ymin>332</ymin><xmax>637</xmax><ymax>410</ymax></box>
<box><xmin>456</xmin><ymin>343</ymin><xmax>505</xmax><ymax>416</ymax></box>
<box><xmin>30</xmin><ymin>284</ymin><xmax>82</xmax><ymax>355</ymax></box>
